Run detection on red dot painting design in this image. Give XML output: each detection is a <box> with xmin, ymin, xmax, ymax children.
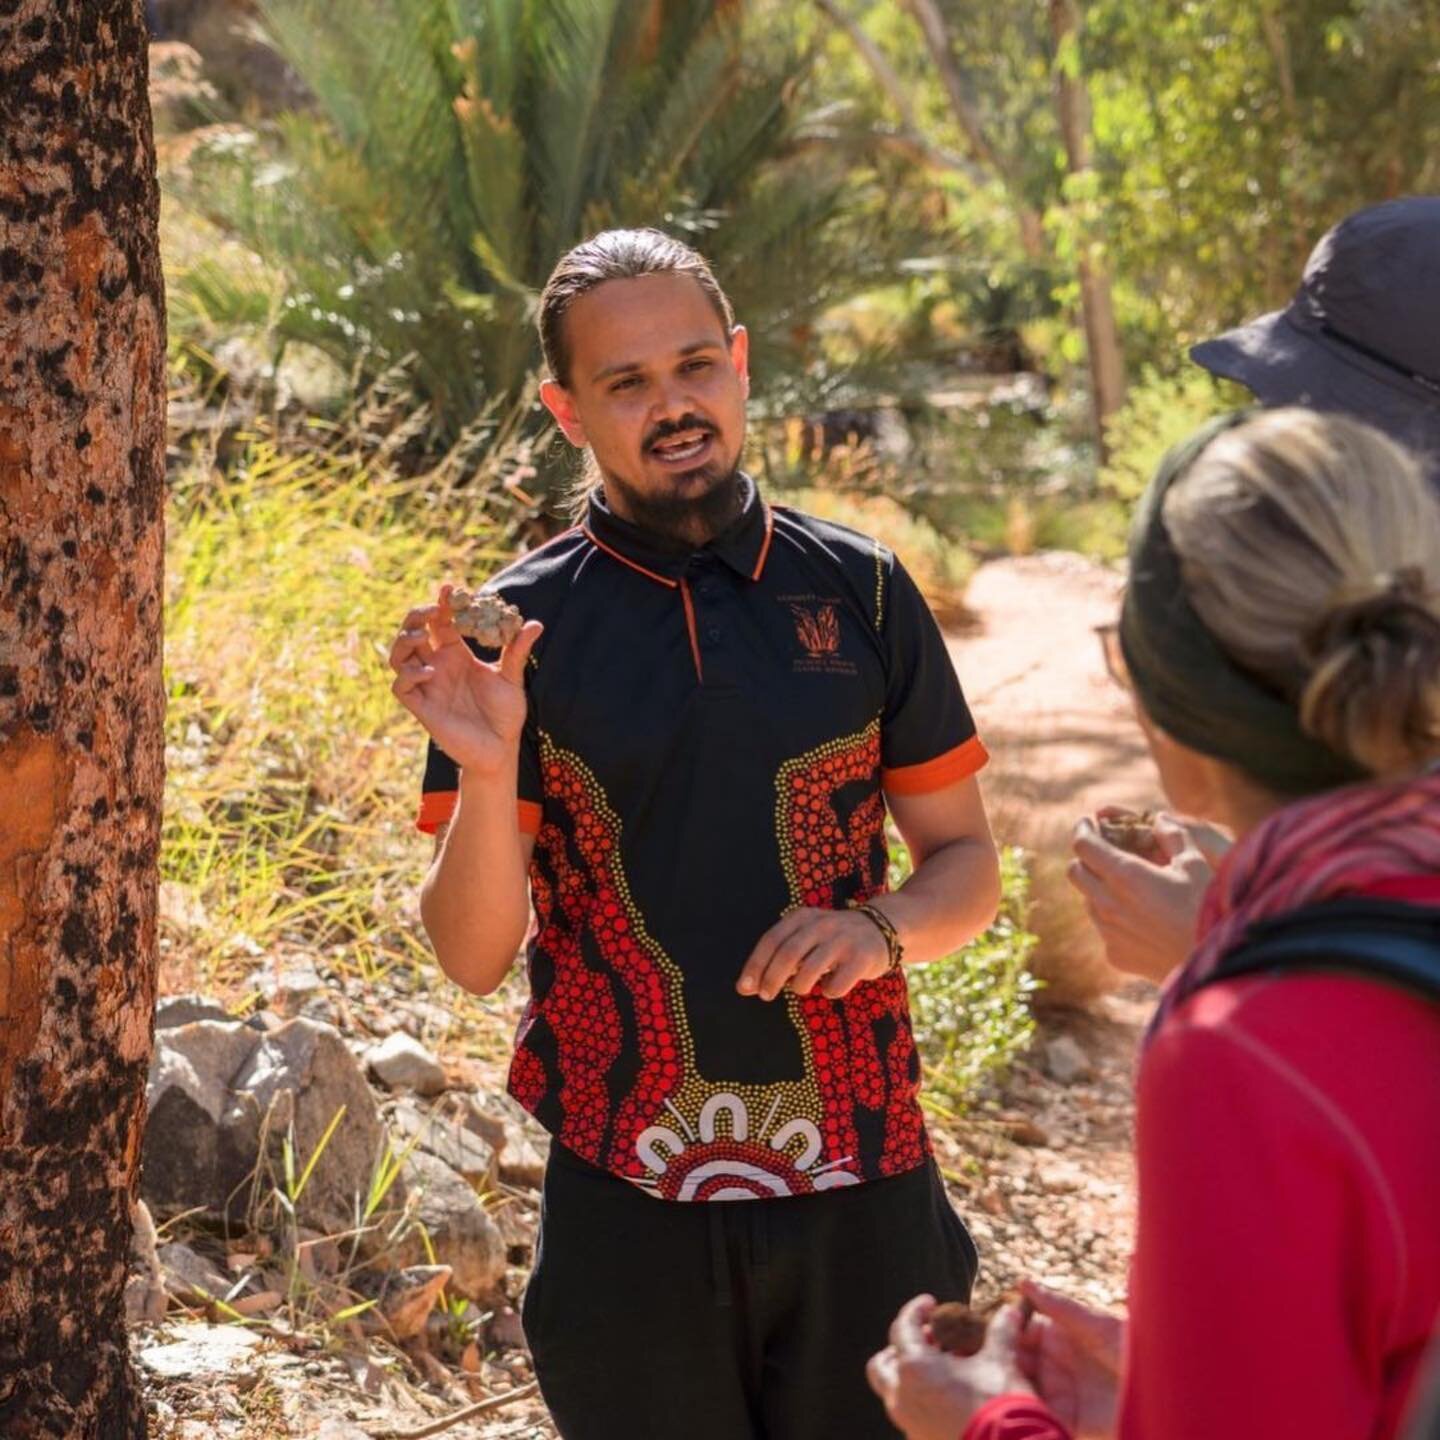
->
<box><xmin>509</xmin><ymin>725</ymin><xmax>929</xmax><ymax>1200</ymax></box>
<box><xmin>509</xmin><ymin>737</ymin><xmax>687</xmax><ymax>1173</ymax></box>
<box><xmin>777</xmin><ymin>722</ymin><xmax>931</xmax><ymax>1180</ymax></box>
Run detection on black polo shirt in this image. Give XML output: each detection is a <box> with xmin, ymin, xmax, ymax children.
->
<box><xmin>417</xmin><ymin>477</ymin><xmax>987</xmax><ymax>1202</ymax></box>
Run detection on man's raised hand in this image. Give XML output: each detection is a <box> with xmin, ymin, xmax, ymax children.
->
<box><xmin>389</xmin><ymin>583</ymin><xmax>542</xmax><ymax>777</ymax></box>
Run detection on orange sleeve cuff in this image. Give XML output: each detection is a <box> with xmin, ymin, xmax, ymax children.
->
<box><xmin>881</xmin><ymin>735</ymin><xmax>989</xmax><ymax>796</ymax></box>
<box><xmin>415</xmin><ymin>790</ymin><xmax>543</xmax><ymax>836</ymax></box>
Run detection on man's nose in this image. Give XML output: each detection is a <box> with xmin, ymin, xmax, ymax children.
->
<box><xmin>651</xmin><ymin>375</ymin><xmax>696</xmax><ymax>423</ymax></box>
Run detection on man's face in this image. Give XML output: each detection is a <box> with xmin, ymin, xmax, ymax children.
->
<box><xmin>540</xmin><ymin>272</ymin><xmax>750</xmax><ymax>534</ymax></box>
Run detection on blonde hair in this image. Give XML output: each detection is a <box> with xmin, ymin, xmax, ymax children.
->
<box><xmin>1162</xmin><ymin>408</ymin><xmax>1440</xmax><ymax>780</ymax></box>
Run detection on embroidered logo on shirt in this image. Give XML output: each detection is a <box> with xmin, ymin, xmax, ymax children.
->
<box><xmin>783</xmin><ymin>598</ymin><xmax>858</xmax><ymax>676</ymax></box>
<box><xmin>791</xmin><ymin>604</ymin><xmax>841</xmax><ymax>657</ymax></box>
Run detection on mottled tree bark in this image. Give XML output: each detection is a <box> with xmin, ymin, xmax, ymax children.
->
<box><xmin>0</xmin><ymin>3</ymin><xmax>165</xmax><ymax>1435</ymax></box>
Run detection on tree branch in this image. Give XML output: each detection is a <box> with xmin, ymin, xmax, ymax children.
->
<box><xmin>812</xmin><ymin>0</ymin><xmax>982</xmax><ymax>181</ymax></box>
<box><xmin>900</xmin><ymin>0</ymin><xmax>1048</xmax><ymax>259</ymax></box>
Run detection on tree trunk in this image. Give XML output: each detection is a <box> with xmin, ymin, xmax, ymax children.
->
<box><xmin>902</xmin><ymin>0</ymin><xmax>1050</xmax><ymax>262</ymax></box>
<box><xmin>1049</xmin><ymin>0</ymin><xmax>1127</xmax><ymax>455</ymax></box>
<box><xmin>0</xmin><ymin>3</ymin><xmax>165</xmax><ymax>1435</ymax></box>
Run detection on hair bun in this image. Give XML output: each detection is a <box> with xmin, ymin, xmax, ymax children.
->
<box><xmin>1303</xmin><ymin>567</ymin><xmax>1429</xmax><ymax>659</ymax></box>
<box><xmin>1299</xmin><ymin>569</ymin><xmax>1440</xmax><ymax>777</ymax></box>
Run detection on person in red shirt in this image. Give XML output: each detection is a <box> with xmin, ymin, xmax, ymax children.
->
<box><xmin>868</xmin><ymin>407</ymin><xmax>1440</xmax><ymax>1440</ymax></box>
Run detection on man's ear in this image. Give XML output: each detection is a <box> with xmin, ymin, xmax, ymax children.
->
<box><xmin>540</xmin><ymin>378</ymin><xmax>587</xmax><ymax>448</ymax></box>
<box><xmin>729</xmin><ymin>324</ymin><xmax>750</xmax><ymax>399</ymax></box>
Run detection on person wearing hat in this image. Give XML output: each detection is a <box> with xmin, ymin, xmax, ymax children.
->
<box><xmin>1071</xmin><ymin>196</ymin><xmax>1440</xmax><ymax>986</ymax></box>
<box><xmin>1192</xmin><ymin>196</ymin><xmax>1440</xmax><ymax>482</ymax></box>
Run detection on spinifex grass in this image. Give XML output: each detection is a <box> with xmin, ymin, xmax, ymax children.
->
<box><xmin>161</xmin><ymin>430</ymin><xmax>513</xmax><ymax>1005</ymax></box>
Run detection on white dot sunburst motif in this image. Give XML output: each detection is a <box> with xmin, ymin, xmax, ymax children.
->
<box><xmin>635</xmin><ymin>1092</ymin><xmax>860</xmax><ymax>1202</ymax></box>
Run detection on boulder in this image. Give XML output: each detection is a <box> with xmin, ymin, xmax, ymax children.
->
<box><xmin>142</xmin><ymin>1016</ymin><xmax>384</xmax><ymax>1233</ymax></box>
<box><xmin>231</xmin><ymin>1018</ymin><xmax>387</xmax><ymax>1234</ymax></box>
<box><xmin>155</xmin><ymin>993</ymin><xmax>231</xmax><ymax>1030</ymax></box>
<box><xmin>388</xmin><ymin>1097</ymin><xmax>497</xmax><ymax>1187</ymax></box>
<box><xmin>390</xmin><ymin>1151</ymin><xmax>506</xmax><ymax>1302</ymax></box>
<box><xmin>158</xmin><ymin>1241</ymin><xmax>233</xmax><ymax>1304</ymax></box>
<box><xmin>366</xmin><ymin>1034</ymin><xmax>446</xmax><ymax>1097</ymax></box>
<box><xmin>141</xmin><ymin>1019</ymin><xmax>263</xmax><ymax>1218</ymax></box>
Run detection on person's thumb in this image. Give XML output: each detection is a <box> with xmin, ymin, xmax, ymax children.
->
<box><xmin>498</xmin><ymin>620</ymin><xmax>544</xmax><ymax>685</ymax></box>
<box><xmin>1020</xmin><ymin>1280</ymin><xmax>1098</xmax><ymax>1332</ymax></box>
<box><xmin>981</xmin><ymin>1302</ymin><xmax>1029</xmax><ymax>1361</ymax></box>
<box><xmin>1153</xmin><ymin>814</ymin><xmax>1194</xmax><ymax>863</ymax></box>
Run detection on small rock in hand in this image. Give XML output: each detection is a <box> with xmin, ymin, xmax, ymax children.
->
<box><xmin>1096</xmin><ymin>808</ymin><xmax>1165</xmax><ymax>863</ymax></box>
<box><xmin>449</xmin><ymin>588</ymin><xmax>524</xmax><ymax>649</ymax></box>
<box><xmin>928</xmin><ymin>1302</ymin><xmax>990</xmax><ymax>1357</ymax></box>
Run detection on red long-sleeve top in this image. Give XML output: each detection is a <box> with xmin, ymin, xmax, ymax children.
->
<box><xmin>965</xmin><ymin>927</ymin><xmax>1440</xmax><ymax>1440</ymax></box>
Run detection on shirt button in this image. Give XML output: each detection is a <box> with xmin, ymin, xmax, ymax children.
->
<box><xmin>707</xmin><ymin>626</ymin><xmax>722</xmax><ymax>642</ymax></box>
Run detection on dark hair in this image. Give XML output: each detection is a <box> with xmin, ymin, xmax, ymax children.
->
<box><xmin>538</xmin><ymin>228</ymin><xmax>735</xmax><ymax>387</ymax></box>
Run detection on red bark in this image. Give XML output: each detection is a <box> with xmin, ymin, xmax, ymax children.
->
<box><xmin>0</xmin><ymin>3</ymin><xmax>165</xmax><ymax>1433</ymax></box>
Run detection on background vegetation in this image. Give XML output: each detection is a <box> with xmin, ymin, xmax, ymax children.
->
<box><xmin>153</xmin><ymin>0</ymin><xmax>1439</xmax><ymax>1100</ymax></box>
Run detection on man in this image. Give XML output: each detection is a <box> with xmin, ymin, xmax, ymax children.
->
<box><xmin>389</xmin><ymin>229</ymin><xmax>1000</xmax><ymax>1439</ymax></box>
<box><xmin>1072</xmin><ymin>195</ymin><xmax>1440</xmax><ymax>979</ymax></box>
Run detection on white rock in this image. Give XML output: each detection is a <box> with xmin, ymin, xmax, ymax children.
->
<box><xmin>137</xmin><ymin>1323</ymin><xmax>261</xmax><ymax>1379</ymax></box>
<box><xmin>366</xmin><ymin>1033</ymin><xmax>447</xmax><ymax>1096</ymax></box>
<box><xmin>1044</xmin><ymin>1034</ymin><xmax>1094</xmax><ymax>1085</ymax></box>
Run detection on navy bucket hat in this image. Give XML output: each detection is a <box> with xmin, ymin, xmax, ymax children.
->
<box><xmin>1191</xmin><ymin>197</ymin><xmax>1440</xmax><ymax>483</ymax></box>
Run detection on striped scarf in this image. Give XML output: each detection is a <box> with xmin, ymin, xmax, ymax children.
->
<box><xmin>1147</xmin><ymin>771</ymin><xmax>1440</xmax><ymax>1044</ymax></box>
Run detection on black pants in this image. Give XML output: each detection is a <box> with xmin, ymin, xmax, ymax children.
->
<box><xmin>522</xmin><ymin>1145</ymin><xmax>978</xmax><ymax>1439</ymax></box>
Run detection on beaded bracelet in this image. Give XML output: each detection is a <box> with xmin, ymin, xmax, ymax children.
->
<box><xmin>853</xmin><ymin>901</ymin><xmax>904</xmax><ymax>973</ymax></box>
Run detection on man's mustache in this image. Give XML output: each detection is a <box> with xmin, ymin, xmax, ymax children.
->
<box><xmin>644</xmin><ymin>414</ymin><xmax>717</xmax><ymax>452</ymax></box>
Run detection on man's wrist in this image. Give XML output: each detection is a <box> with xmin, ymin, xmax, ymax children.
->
<box><xmin>852</xmin><ymin>901</ymin><xmax>904</xmax><ymax>972</ymax></box>
<box><xmin>457</xmin><ymin>750</ymin><xmax>521</xmax><ymax>804</ymax></box>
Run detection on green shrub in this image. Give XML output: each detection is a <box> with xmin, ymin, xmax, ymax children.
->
<box><xmin>889</xmin><ymin>835</ymin><xmax>1040</xmax><ymax>1107</ymax></box>
<box><xmin>172</xmin><ymin>0</ymin><xmax>914</xmax><ymax>454</ymax></box>
<box><xmin>1100</xmin><ymin>367</ymin><xmax>1243</xmax><ymax>502</ymax></box>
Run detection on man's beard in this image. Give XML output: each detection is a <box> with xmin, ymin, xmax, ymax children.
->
<box><xmin>602</xmin><ymin>456</ymin><xmax>744</xmax><ymax>548</ymax></box>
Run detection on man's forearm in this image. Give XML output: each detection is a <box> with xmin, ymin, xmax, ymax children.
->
<box><xmin>419</xmin><ymin>758</ymin><xmax>531</xmax><ymax>995</ymax></box>
<box><xmin>875</xmin><ymin>836</ymin><xmax>1001</xmax><ymax>966</ymax></box>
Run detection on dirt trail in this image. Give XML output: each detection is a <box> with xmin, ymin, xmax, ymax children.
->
<box><xmin>939</xmin><ymin>551</ymin><xmax>1163</xmax><ymax>1311</ymax></box>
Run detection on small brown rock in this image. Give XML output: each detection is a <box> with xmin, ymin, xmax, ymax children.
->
<box><xmin>929</xmin><ymin>1303</ymin><xmax>988</xmax><ymax>1357</ymax></box>
<box><xmin>449</xmin><ymin>589</ymin><xmax>524</xmax><ymax>649</ymax></box>
<box><xmin>1096</xmin><ymin>809</ymin><xmax>1165</xmax><ymax>863</ymax></box>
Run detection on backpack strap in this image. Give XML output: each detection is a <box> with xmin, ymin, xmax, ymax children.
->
<box><xmin>1205</xmin><ymin>898</ymin><xmax>1440</xmax><ymax>1005</ymax></box>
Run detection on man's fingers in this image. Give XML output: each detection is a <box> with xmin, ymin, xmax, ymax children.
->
<box><xmin>1071</xmin><ymin>820</ymin><xmax>1141</xmax><ymax>879</ymax></box>
<box><xmin>499</xmin><ymin>620</ymin><xmax>544</xmax><ymax>685</ymax></box>
<box><xmin>817</xmin><ymin>952</ymin><xmax>875</xmax><ymax>999</ymax></box>
<box><xmin>786</xmin><ymin>943</ymin><xmax>842</xmax><ymax>996</ymax></box>
<box><xmin>866</xmin><ymin>1346</ymin><xmax>899</xmax><ymax>1401</ymax></box>
<box><xmin>1164</xmin><ymin>812</ymin><xmax>1234</xmax><ymax>867</ymax></box>
<box><xmin>738</xmin><ymin>910</ymin><xmax>812</xmax><ymax>995</ymax></box>
<box><xmin>390</xmin><ymin>659</ymin><xmax>435</xmax><ymax>697</ymax></box>
<box><xmin>388</xmin><ymin>629</ymin><xmax>434</xmax><ymax>673</ymax></box>
<box><xmin>890</xmin><ymin>1294</ymin><xmax>936</xmax><ymax>1355</ymax></box>
<box><xmin>981</xmin><ymin>1302</ymin><xmax>1028</xmax><ymax>1360</ymax></box>
<box><xmin>1067</xmin><ymin>859</ymin><xmax>1118</xmax><ymax>920</ymax></box>
<box><xmin>756</xmin><ymin>934</ymin><xmax>820</xmax><ymax>1000</ymax></box>
<box><xmin>1019</xmin><ymin>1280</ymin><xmax>1099</xmax><ymax>1331</ymax></box>
<box><xmin>400</xmin><ymin>604</ymin><xmax>443</xmax><ymax>633</ymax></box>
<box><xmin>1152</xmin><ymin>814</ymin><xmax>1195</xmax><ymax>862</ymax></box>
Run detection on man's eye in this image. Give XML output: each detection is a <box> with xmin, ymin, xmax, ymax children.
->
<box><xmin>610</xmin><ymin>376</ymin><xmax>642</xmax><ymax>393</ymax></box>
<box><xmin>682</xmin><ymin>359</ymin><xmax>712</xmax><ymax>374</ymax></box>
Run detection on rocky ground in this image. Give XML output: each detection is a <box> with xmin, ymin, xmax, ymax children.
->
<box><xmin>134</xmin><ymin>551</ymin><xmax>1154</xmax><ymax>1436</ymax></box>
